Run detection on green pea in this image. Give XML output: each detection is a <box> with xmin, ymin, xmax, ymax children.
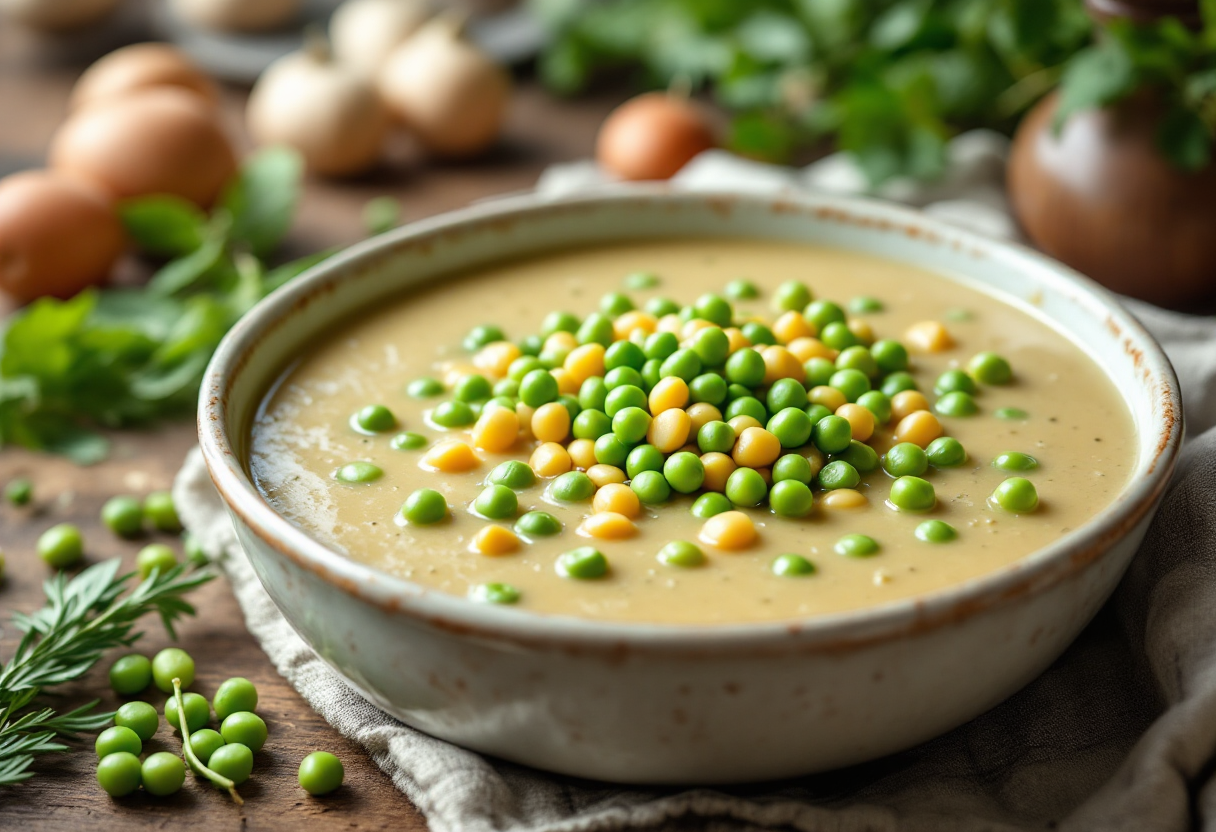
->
<box><xmin>969</xmin><ymin>351</ymin><xmax>1012</xmax><ymax>385</ymax></box>
<box><xmin>515</xmin><ymin>511</ymin><xmax>562</xmax><ymax>537</ymax></box>
<box><xmin>549</xmin><ymin>471</ymin><xmax>595</xmax><ymax>502</ymax></box>
<box><xmin>508</xmin><ymin>356</ymin><xmax>544</xmax><ymax>381</ymax></box>
<box><xmin>804</xmin><ymin>356</ymin><xmax>836</xmax><ymax>387</ymax></box>
<box><xmin>183</xmin><ymin>533</ymin><xmax>208</xmax><ymax>567</ymax></box>
<box><xmin>136</xmin><ymin>543</ymin><xmax>177</xmax><ymax>579</ymax></box>
<box><xmin>829</xmin><ymin>368</ymin><xmax>870</xmax><ymax>402</ymax></box>
<box><xmin>604</xmin><ymin>366</ymin><xmax>644</xmax><ymax>391</ymax></box>
<box><xmin>883</xmin><ymin>442</ymin><xmax>928</xmax><ymax>477</ymax></box>
<box><xmin>401</xmin><ymin>489</ymin><xmax>448</xmax><ymax>525</ymax></box>
<box><xmin>96</xmin><ymin>752</ymin><xmax>142</xmax><ymax>797</ymax></box>
<box><xmin>484</xmin><ymin>396</ymin><xmax>515</xmax><ymax>413</ymax></box>
<box><xmin>96</xmin><ymin>726</ymin><xmax>142</xmax><ymax>760</ymax></box>
<box><xmin>577</xmin><ymin>377</ymin><xmax>608</xmax><ymax>412</ymax></box>
<box><xmin>114</xmin><ymin>701</ymin><xmax>158</xmax><ymax>741</ymax></box>
<box><xmin>453</xmin><ymin>374</ymin><xmax>491</xmax><ymax>402</ymax></box>
<box><xmin>101</xmin><ymin>496</ymin><xmax>143</xmax><ymax>538</ymax></box>
<box><xmin>653</xmin><ymin>539</ymin><xmax>706</xmax><ymax>569</ymax></box>
<box><xmin>640</xmin><ymin>358</ymin><xmax>662</xmax><ymax>391</ymax></box>
<box><xmin>834</xmin><ymin>534</ymin><xmax>879</xmax><ymax>557</ymax></box>
<box><xmin>915</xmin><ymin>519</ymin><xmax>958</xmax><ymax>543</ymax></box>
<box><xmin>630</xmin><ymin>470</ymin><xmax>671</xmax><ymax>505</ymax></box>
<box><xmin>165</xmin><ymin>691</ymin><xmax>210</xmax><ymax>734</ymax></box>
<box><xmin>605</xmin><ymin>340</ymin><xmax>646</xmax><ymax>371</ymax></box>
<box><xmin>600</xmin><ymin>291</ymin><xmax>635</xmax><ymax>317</ymax></box>
<box><xmin>474</xmin><ymin>485</ymin><xmax>518</xmax><ymax>519</ymax></box>
<box><xmin>644</xmin><ymin>331</ymin><xmax>679</xmax><ymax>361</ymax></box>
<box><xmin>772</xmin><ymin>453</ymin><xmax>813</xmax><ymax>484</ymax></box>
<box><xmin>4</xmin><ymin>477</ymin><xmax>32</xmax><ymax>506</ymax></box>
<box><xmin>889</xmin><ymin>476</ymin><xmax>936</xmax><ymax>512</ymax></box>
<box><xmin>577</xmin><ymin>312</ymin><xmax>615</xmax><ymax>346</ymax></box>
<box><xmin>691</xmin><ymin>492</ymin><xmax>732</xmax><ymax>518</ymax></box>
<box><xmin>556</xmin><ymin>547</ymin><xmax>609</xmax><ymax>580</ymax></box>
<box><xmin>770</xmin><ymin>480</ymin><xmax>813</xmax><ymax>517</ymax></box>
<box><xmin>152</xmin><ymin>647</ymin><xmax>193</xmax><ymax>693</ymax></box>
<box><xmin>487</xmin><ymin>460</ymin><xmax>535</xmax><ymax>490</ymax></box>
<box><xmin>741</xmin><ymin>321</ymin><xmax>776</xmax><ymax>346</ymax></box>
<box><xmin>856</xmin><ymin>390</ymin><xmax>892</xmax><ymax>425</ymax></box>
<box><xmin>463</xmin><ymin>324</ymin><xmax>505</xmax><ymax>352</ymax></box>
<box><xmin>612</xmin><ymin>406</ymin><xmax>652</xmax><ymax>445</ymax></box>
<box><xmin>693</xmin><ymin>293</ymin><xmax>733</xmax><ymax>326</ymax></box>
<box><xmin>726</xmin><ymin>383</ymin><xmax>751</xmax><ymax>402</ymax></box>
<box><xmin>945</xmin><ymin>307</ymin><xmax>973</xmax><ymax>322</ymax></box>
<box><xmin>725</xmin><ymin>396</ymin><xmax>767</xmax><ymax>424</ymax></box>
<box><xmin>821</xmin><ymin>321</ymin><xmax>858</xmax><ymax>350</ymax></box>
<box><xmin>189</xmin><ymin>729</ymin><xmax>226</xmax><ymax>771</ymax></box>
<box><xmin>517</xmin><ymin>335</ymin><xmax>543</xmax><ymax>357</ymax></box>
<box><xmin>469</xmin><ymin>582</ymin><xmax>521</xmax><ymax>604</ymax></box>
<box><xmin>143</xmin><ymin>491</ymin><xmax>181</xmax><ymax>533</ymax></box>
<box><xmin>298</xmin><ymin>751</ymin><xmax>345</xmax><ymax>796</ymax></box>
<box><xmin>926</xmin><ymin>437</ymin><xmax>967</xmax><ymax>467</ymax></box>
<box><xmin>767</xmin><ymin>378</ymin><xmax>808</xmax><ymax>412</ymax></box>
<box><xmin>697</xmin><ymin>421</ymin><xmax>736</xmax><ymax>454</ymax></box>
<box><xmin>407</xmin><ymin>377</ymin><xmax>445</xmax><ymax>398</ymax></box>
<box><xmin>391</xmin><ymin>432</ymin><xmax>427</xmax><ymax>451</ymax></box>
<box><xmin>592</xmin><ymin>434</ymin><xmax>628</xmax><ymax>467</ymax></box>
<box><xmin>935</xmin><ymin>369</ymin><xmax>977</xmax><ymax>396</ymax></box>
<box><xmin>817</xmin><ymin>460</ymin><xmax>859</xmax><ymax>490</ymax></box>
<box><xmin>767</xmin><ymin>407</ymin><xmax>813</xmax><ymax>449</ymax></box>
<box><xmin>772</xmin><ymin>554</ymin><xmax>816</xmax><ymax>577</ymax></box>
<box><xmin>626</xmin><ymin>444</ymin><xmax>664</xmax><ymax>478</ymax></box>
<box><xmin>993</xmin><ymin>452</ymin><xmax>1038</xmax><ymax>471</ymax></box>
<box><xmin>660</xmin><ymin>348</ymin><xmax>702</xmax><ymax>382</ymax></box>
<box><xmin>881</xmin><ymin>371</ymin><xmax>918</xmax><ymax>396</ymax></box>
<box><xmin>109</xmin><ymin>653</ymin><xmax>152</xmax><ymax>696</ymax></box>
<box><xmin>541</xmin><ymin>311</ymin><xmax>580</xmax><ymax>336</ymax></box>
<box><xmin>572</xmin><ymin>408</ymin><xmax>611</xmax><ymax>440</ymax></box>
<box><xmin>812</xmin><ymin>415</ymin><xmax>852</xmax><ymax>455</ymax></box>
<box><xmin>645</xmin><ymin>297</ymin><xmax>680</xmax><ymax>318</ymax></box>
<box><xmin>995</xmin><ymin>407</ymin><xmax>1029</xmax><ymax>421</ymax></box>
<box><xmin>605</xmin><ymin>384</ymin><xmax>647</xmax><ymax>416</ymax></box>
<box><xmin>213</xmin><ymin>677</ymin><xmax>259</xmax><ymax>721</ymax></box>
<box><xmin>208</xmin><ymin>743</ymin><xmax>253</xmax><ymax>786</ymax></box>
<box><xmin>559</xmin><ymin>394</ymin><xmax>582</xmax><ymax>420</ymax></box>
<box><xmin>725</xmin><ymin>468</ymin><xmax>767</xmax><ymax>507</ymax></box>
<box><xmin>870</xmin><ymin>340</ymin><xmax>908</xmax><ymax>373</ymax></box>
<box><xmin>353</xmin><ymin>404</ymin><xmax>396</xmax><ymax>433</ymax></box>
<box><xmin>836</xmin><ymin>346</ymin><xmax>879</xmax><ymax>378</ymax></box>
<box><xmin>624</xmin><ymin>271</ymin><xmax>660</xmax><ymax>290</ymax></box>
<box><xmin>519</xmin><ymin>369</ymin><xmax>559</xmax><ymax>407</ymax></box>
<box><xmin>774</xmin><ymin>280</ymin><xmax>812</xmax><ymax>312</ymax></box>
<box><xmin>833</xmin><ymin>440</ymin><xmax>879</xmax><ymax>473</ymax></box>
<box><xmin>804</xmin><ymin>403</ymin><xmax>832</xmax><ymax>425</ymax></box>
<box><xmin>804</xmin><ymin>300</ymin><xmax>845</xmax><ymax>330</ymax></box>
<box><xmin>38</xmin><ymin>523</ymin><xmax>83</xmax><ymax>569</ymax></box>
<box><xmin>663</xmin><ymin>452</ymin><xmax>705</xmax><ymax>494</ymax></box>
<box><xmin>725</xmin><ymin>278</ymin><xmax>759</xmax><ymax>300</ymax></box>
<box><xmin>849</xmin><ymin>296</ymin><xmax>883</xmax><ymax>314</ymax></box>
<box><xmin>691</xmin><ymin>327</ymin><xmax>730</xmax><ymax>367</ymax></box>
<box><xmin>431</xmin><ymin>400</ymin><xmax>476</xmax><ymax>428</ymax></box>
<box><xmin>220</xmin><ymin>711</ymin><xmax>267</xmax><ymax>752</ymax></box>
<box><xmin>538</xmin><ymin>346</ymin><xmax>568</xmax><ymax>369</ymax></box>
<box><xmin>725</xmin><ymin>348</ymin><xmax>766</xmax><ymax>387</ymax></box>
<box><xmin>991</xmin><ymin>477</ymin><xmax>1039</xmax><ymax>513</ymax></box>
<box><xmin>334</xmin><ymin>461</ymin><xmax>383</xmax><ymax>484</ymax></box>
<box><xmin>690</xmin><ymin>373</ymin><xmax>728</xmax><ymax>405</ymax></box>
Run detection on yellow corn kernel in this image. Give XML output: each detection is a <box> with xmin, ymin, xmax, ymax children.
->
<box><xmin>761</xmin><ymin>345</ymin><xmax>805</xmax><ymax>385</ymax></box>
<box><xmin>727</xmin><ymin>415</ymin><xmax>762</xmax><ymax>435</ymax></box>
<box><xmin>647</xmin><ymin>407</ymin><xmax>692</xmax><ymax>453</ymax></box>
<box><xmin>891</xmin><ymin>390</ymin><xmax>931</xmax><ymax>422</ymax></box>
<box><xmin>772</xmin><ymin>311</ymin><xmax>816</xmax><ymax>344</ymax></box>
<box><xmin>471</xmin><ymin>407</ymin><xmax>519</xmax><ymax>453</ymax></box>
<box><xmin>804</xmin><ymin>446</ymin><xmax>826</xmax><ymax>480</ymax></box>
<box><xmin>549</xmin><ymin>367</ymin><xmax>580</xmax><ymax>396</ymax></box>
<box><xmin>515</xmin><ymin>403</ymin><xmax>536</xmax><ymax>440</ymax></box>
<box><xmin>578</xmin><ymin>511</ymin><xmax>638</xmax><ymax>540</ymax></box>
<box><xmin>471</xmin><ymin>524</ymin><xmax>521</xmax><ymax>556</ymax></box>
<box><xmin>847</xmin><ymin>319</ymin><xmax>874</xmax><ymax>345</ymax></box>
<box><xmin>700</xmin><ymin>452</ymin><xmax>736</xmax><ymax>492</ymax></box>
<box><xmin>686</xmin><ymin>402</ymin><xmax>723</xmax><ymax>434</ymax></box>
<box><xmin>821</xmin><ymin>489</ymin><xmax>868</xmax><ymax>511</ymax></box>
<box><xmin>657</xmin><ymin>313</ymin><xmax>683</xmax><ymax>334</ymax></box>
<box><xmin>544</xmin><ymin>331</ymin><xmax>578</xmax><ymax>353</ymax></box>
<box><xmin>530</xmin><ymin>442</ymin><xmax>572</xmax><ymax>477</ymax></box>
<box><xmin>649</xmin><ymin>376</ymin><xmax>690</xmax><ymax>414</ymax></box>
<box><xmin>755</xmin><ymin>466</ymin><xmax>772</xmax><ymax>485</ymax></box>
<box><xmin>698</xmin><ymin>510</ymin><xmax>758</xmax><ymax>550</ymax></box>
<box><xmin>532</xmin><ymin>402</ymin><xmax>571</xmax><ymax>444</ymax></box>
<box><xmin>836</xmin><ymin>403</ymin><xmax>875</xmax><ymax>442</ymax></box>
<box><xmin>587</xmin><ymin>463</ymin><xmax>627</xmax><ymax>487</ymax></box>
<box><xmin>724</xmin><ymin>327</ymin><xmax>751</xmax><ymax>354</ymax></box>
<box><xmin>592</xmin><ymin>482</ymin><xmax>640</xmax><ymax>518</ymax></box>
<box><xmin>440</xmin><ymin>362</ymin><xmax>480</xmax><ymax>387</ymax></box>
<box><xmin>473</xmin><ymin>342</ymin><xmax>521</xmax><ymax>378</ymax></box>
<box><xmin>614</xmin><ymin>310</ymin><xmax>658</xmax><ymax>341</ymax></box>
<box><xmin>905</xmin><ymin>320</ymin><xmax>953</xmax><ymax>352</ymax></box>
<box><xmin>566</xmin><ymin>438</ymin><xmax>596</xmax><ymax>470</ymax></box>
<box><xmin>681</xmin><ymin>318</ymin><xmax>717</xmax><ymax>340</ymax></box>
<box><xmin>677</xmin><ymin>442</ymin><xmax>700</xmax><ymax>456</ymax></box>
<box><xmin>732</xmin><ymin>426</ymin><xmax>781</xmax><ymax>468</ymax></box>
<box><xmin>809</xmin><ymin>385</ymin><xmax>847</xmax><ymax>412</ymax></box>
<box><xmin>564</xmin><ymin>343</ymin><xmax>606</xmax><ymax>385</ymax></box>
<box><xmin>786</xmin><ymin>336</ymin><xmax>835</xmax><ymax>363</ymax></box>
<box><xmin>422</xmin><ymin>440</ymin><xmax>480</xmax><ymax>472</ymax></box>
<box><xmin>893</xmin><ymin>410</ymin><xmax>943</xmax><ymax>448</ymax></box>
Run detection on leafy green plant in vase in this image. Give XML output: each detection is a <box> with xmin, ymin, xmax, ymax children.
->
<box><xmin>1008</xmin><ymin>0</ymin><xmax>1216</xmax><ymax>309</ymax></box>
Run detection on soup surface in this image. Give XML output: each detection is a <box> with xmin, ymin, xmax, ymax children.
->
<box><xmin>251</xmin><ymin>239</ymin><xmax>1135</xmax><ymax>624</ymax></box>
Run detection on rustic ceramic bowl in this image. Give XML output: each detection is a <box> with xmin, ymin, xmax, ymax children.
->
<box><xmin>199</xmin><ymin>189</ymin><xmax>1181</xmax><ymax>784</ymax></box>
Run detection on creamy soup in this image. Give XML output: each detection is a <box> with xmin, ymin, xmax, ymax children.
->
<box><xmin>251</xmin><ymin>239</ymin><xmax>1134</xmax><ymax>624</ymax></box>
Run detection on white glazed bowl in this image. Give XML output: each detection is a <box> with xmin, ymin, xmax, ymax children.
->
<box><xmin>200</xmin><ymin>189</ymin><xmax>1182</xmax><ymax>784</ymax></box>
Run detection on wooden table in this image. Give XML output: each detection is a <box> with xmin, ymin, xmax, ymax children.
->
<box><xmin>0</xmin><ymin>28</ymin><xmax>622</xmax><ymax>829</ymax></box>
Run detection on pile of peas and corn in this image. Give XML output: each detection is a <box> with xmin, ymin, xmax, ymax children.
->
<box><xmin>331</xmin><ymin>277</ymin><xmax>1042</xmax><ymax>605</ymax></box>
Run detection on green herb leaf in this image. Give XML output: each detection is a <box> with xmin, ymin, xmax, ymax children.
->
<box><xmin>222</xmin><ymin>147</ymin><xmax>304</xmax><ymax>257</ymax></box>
<box><xmin>1158</xmin><ymin>102</ymin><xmax>1212</xmax><ymax>170</ymax></box>
<box><xmin>118</xmin><ymin>196</ymin><xmax>208</xmax><ymax>257</ymax></box>
<box><xmin>1053</xmin><ymin>40</ymin><xmax>1137</xmax><ymax>130</ymax></box>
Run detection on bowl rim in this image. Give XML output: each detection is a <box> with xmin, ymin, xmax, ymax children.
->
<box><xmin>199</xmin><ymin>186</ymin><xmax>1183</xmax><ymax>655</ymax></box>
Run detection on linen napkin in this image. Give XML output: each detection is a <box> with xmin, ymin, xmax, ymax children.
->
<box><xmin>175</xmin><ymin>132</ymin><xmax>1216</xmax><ymax>832</ymax></box>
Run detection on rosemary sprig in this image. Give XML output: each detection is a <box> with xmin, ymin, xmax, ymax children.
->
<box><xmin>0</xmin><ymin>559</ymin><xmax>213</xmax><ymax>786</ymax></box>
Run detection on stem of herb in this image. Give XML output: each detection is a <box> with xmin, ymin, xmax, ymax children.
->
<box><xmin>172</xmin><ymin>677</ymin><xmax>242</xmax><ymax>805</ymax></box>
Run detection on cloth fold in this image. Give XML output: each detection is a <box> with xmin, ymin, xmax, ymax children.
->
<box><xmin>175</xmin><ymin>134</ymin><xmax>1216</xmax><ymax>832</ymax></box>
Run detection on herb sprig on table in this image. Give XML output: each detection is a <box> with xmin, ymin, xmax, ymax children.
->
<box><xmin>0</xmin><ymin>147</ymin><xmax>331</xmax><ymax>464</ymax></box>
<box><xmin>0</xmin><ymin>559</ymin><xmax>212</xmax><ymax>786</ymax></box>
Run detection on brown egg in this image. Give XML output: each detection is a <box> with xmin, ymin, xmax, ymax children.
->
<box><xmin>70</xmin><ymin>43</ymin><xmax>220</xmax><ymax>111</ymax></box>
<box><xmin>596</xmin><ymin>93</ymin><xmax>717</xmax><ymax>181</ymax></box>
<box><xmin>0</xmin><ymin>170</ymin><xmax>126</xmax><ymax>302</ymax></box>
<box><xmin>49</xmin><ymin>88</ymin><xmax>238</xmax><ymax>207</ymax></box>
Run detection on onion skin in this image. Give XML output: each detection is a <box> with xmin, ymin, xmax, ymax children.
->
<box><xmin>596</xmin><ymin>93</ymin><xmax>717</xmax><ymax>181</ymax></box>
<box><xmin>0</xmin><ymin>171</ymin><xmax>125</xmax><ymax>303</ymax></box>
<box><xmin>71</xmin><ymin>43</ymin><xmax>219</xmax><ymax>111</ymax></box>
<box><xmin>50</xmin><ymin>88</ymin><xmax>237</xmax><ymax>207</ymax></box>
<box><xmin>330</xmin><ymin>0</ymin><xmax>430</xmax><ymax>80</ymax></box>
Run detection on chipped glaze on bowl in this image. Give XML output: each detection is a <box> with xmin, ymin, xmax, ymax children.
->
<box><xmin>199</xmin><ymin>189</ymin><xmax>1181</xmax><ymax>784</ymax></box>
